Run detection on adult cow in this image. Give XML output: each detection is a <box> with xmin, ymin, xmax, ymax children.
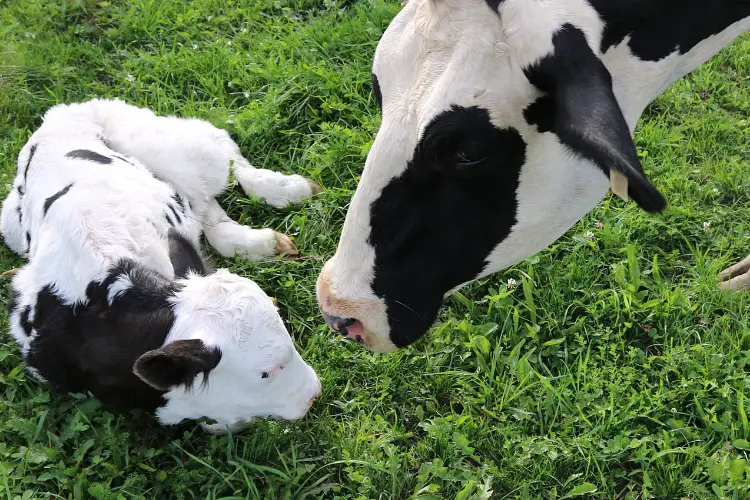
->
<box><xmin>317</xmin><ymin>0</ymin><xmax>750</xmax><ymax>353</ymax></box>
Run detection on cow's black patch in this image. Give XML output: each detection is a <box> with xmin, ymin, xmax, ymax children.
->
<box><xmin>368</xmin><ymin>105</ymin><xmax>526</xmax><ymax>348</ymax></box>
<box><xmin>22</xmin><ymin>144</ymin><xmax>37</xmax><ymax>183</ymax></box>
<box><xmin>25</xmin><ymin>232</ymin><xmax>30</xmax><ymax>247</ymax></box>
<box><xmin>168</xmin><ymin>229</ymin><xmax>207</xmax><ymax>278</ymax></box>
<box><xmin>65</xmin><ymin>149</ymin><xmax>112</xmax><ymax>165</ymax></box>
<box><xmin>43</xmin><ymin>183</ymin><xmax>74</xmax><ymax>216</ymax></box>
<box><xmin>588</xmin><ymin>0</ymin><xmax>750</xmax><ymax>61</ymax></box>
<box><xmin>24</xmin><ymin>261</ymin><xmax>189</xmax><ymax>411</ymax></box>
<box><xmin>165</xmin><ymin>213</ymin><xmax>175</xmax><ymax>227</ymax></box>
<box><xmin>523</xmin><ymin>96</ymin><xmax>555</xmax><ymax>134</ymax></box>
<box><xmin>17</xmin><ymin>185</ymin><xmax>24</xmax><ymax>196</ymax></box>
<box><xmin>372</xmin><ymin>73</ymin><xmax>383</xmax><ymax>111</ymax></box>
<box><xmin>523</xmin><ymin>24</ymin><xmax>666</xmax><ymax>213</ymax></box>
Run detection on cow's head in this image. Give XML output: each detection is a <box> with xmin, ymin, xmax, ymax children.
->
<box><xmin>317</xmin><ymin>0</ymin><xmax>666</xmax><ymax>352</ymax></box>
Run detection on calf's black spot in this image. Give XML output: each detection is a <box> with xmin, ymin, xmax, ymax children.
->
<box><xmin>168</xmin><ymin>204</ymin><xmax>182</xmax><ymax>224</ymax></box>
<box><xmin>172</xmin><ymin>194</ymin><xmax>185</xmax><ymax>212</ymax></box>
<box><xmin>25</xmin><ymin>261</ymin><xmax>184</xmax><ymax>411</ymax></box>
<box><xmin>20</xmin><ymin>305</ymin><xmax>33</xmax><ymax>338</ymax></box>
<box><xmin>168</xmin><ymin>229</ymin><xmax>207</xmax><ymax>278</ymax></box>
<box><xmin>368</xmin><ymin>105</ymin><xmax>526</xmax><ymax>348</ymax></box>
<box><xmin>372</xmin><ymin>73</ymin><xmax>383</xmax><ymax>111</ymax></box>
<box><xmin>65</xmin><ymin>149</ymin><xmax>112</xmax><ymax>165</ymax></box>
<box><xmin>22</xmin><ymin>144</ymin><xmax>37</xmax><ymax>182</ymax></box>
<box><xmin>7</xmin><ymin>288</ymin><xmax>20</xmax><ymax>316</ymax></box>
<box><xmin>112</xmin><ymin>154</ymin><xmax>133</xmax><ymax>165</ymax></box>
<box><xmin>43</xmin><ymin>183</ymin><xmax>74</xmax><ymax>216</ymax></box>
<box><xmin>485</xmin><ymin>0</ymin><xmax>504</xmax><ymax>11</ymax></box>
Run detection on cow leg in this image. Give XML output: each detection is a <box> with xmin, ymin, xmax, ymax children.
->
<box><xmin>719</xmin><ymin>254</ymin><xmax>750</xmax><ymax>291</ymax></box>
<box><xmin>199</xmin><ymin>197</ymin><xmax>298</xmax><ymax>260</ymax></box>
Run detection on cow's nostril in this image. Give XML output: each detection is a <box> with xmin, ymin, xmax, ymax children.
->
<box><xmin>323</xmin><ymin>313</ymin><xmax>356</xmax><ymax>335</ymax></box>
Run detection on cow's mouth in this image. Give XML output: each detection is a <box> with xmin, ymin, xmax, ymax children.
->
<box><xmin>322</xmin><ymin>314</ymin><xmax>366</xmax><ymax>345</ymax></box>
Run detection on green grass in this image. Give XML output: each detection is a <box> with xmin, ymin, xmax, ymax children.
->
<box><xmin>1</xmin><ymin>0</ymin><xmax>749</xmax><ymax>498</ymax></box>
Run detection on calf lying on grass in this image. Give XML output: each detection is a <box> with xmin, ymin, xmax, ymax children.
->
<box><xmin>0</xmin><ymin>98</ymin><xmax>322</xmax><ymax>434</ymax></box>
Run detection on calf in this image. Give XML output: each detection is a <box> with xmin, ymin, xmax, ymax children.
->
<box><xmin>317</xmin><ymin>0</ymin><xmax>750</xmax><ymax>352</ymax></box>
<box><xmin>1</xmin><ymin>98</ymin><xmax>322</xmax><ymax>434</ymax></box>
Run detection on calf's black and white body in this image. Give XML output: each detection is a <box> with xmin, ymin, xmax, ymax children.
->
<box><xmin>317</xmin><ymin>0</ymin><xmax>750</xmax><ymax>352</ymax></box>
<box><xmin>1</xmin><ymin>99</ymin><xmax>322</xmax><ymax>434</ymax></box>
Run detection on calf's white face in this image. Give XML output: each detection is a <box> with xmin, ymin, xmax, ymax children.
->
<box><xmin>134</xmin><ymin>270</ymin><xmax>322</xmax><ymax>431</ymax></box>
<box><xmin>317</xmin><ymin>0</ymin><xmax>676</xmax><ymax>352</ymax></box>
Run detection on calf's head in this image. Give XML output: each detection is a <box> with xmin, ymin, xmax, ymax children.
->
<box><xmin>133</xmin><ymin>270</ymin><xmax>321</xmax><ymax>431</ymax></box>
<box><xmin>317</xmin><ymin>0</ymin><xmax>666</xmax><ymax>352</ymax></box>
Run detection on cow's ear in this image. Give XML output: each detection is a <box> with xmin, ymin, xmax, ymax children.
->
<box><xmin>524</xmin><ymin>25</ymin><xmax>666</xmax><ymax>213</ymax></box>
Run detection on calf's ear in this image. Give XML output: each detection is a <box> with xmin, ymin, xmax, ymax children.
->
<box><xmin>133</xmin><ymin>339</ymin><xmax>222</xmax><ymax>391</ymax></box>
<box><xmin>523</xmin><ymin>24</ymin><xmax>666</xmax><ymax>213</ymax></box>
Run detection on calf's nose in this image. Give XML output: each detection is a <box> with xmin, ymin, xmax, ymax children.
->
<box><xmin>308</xmin><ymin>378</ymin><xmax>322</xmax><ymax>406</ymax></box>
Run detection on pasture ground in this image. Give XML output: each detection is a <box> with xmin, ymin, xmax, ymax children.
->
<box><xmin>1</xmin><ymin>1</ymin><xmax>750</xmax><ymax>498</ymax></box>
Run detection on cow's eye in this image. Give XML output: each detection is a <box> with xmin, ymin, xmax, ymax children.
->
<box><xmin>455</xmin><ymin>140</ymin><xmax>488</xmax><ymax>167</ymax></box>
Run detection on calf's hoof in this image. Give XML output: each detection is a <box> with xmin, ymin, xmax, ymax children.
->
<box><xmin>306</xmin><ymin>179</ymin><xmax>323</xmax><ymax>197</ymax></box>
<box><xmin>275</xmin><ymin>232</ymin><xmax>299</xmax><ymax>258</ymax></box>
<box><xmin>201</xmin><ymin>420</ymin><xmax>250</xmax><ymax>435</ymax></box>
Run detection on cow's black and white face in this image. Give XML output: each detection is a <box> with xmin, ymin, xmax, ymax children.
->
<box><xmin>317</xmin><ymin>0</ymin><xmax>750</xmax><ymax>352</ymax></box>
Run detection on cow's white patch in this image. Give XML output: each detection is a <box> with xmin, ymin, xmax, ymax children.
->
<box><xmin>318</xmin><ymin>0</ymin><xmax>750</xmax><ymax>350</ymax></box>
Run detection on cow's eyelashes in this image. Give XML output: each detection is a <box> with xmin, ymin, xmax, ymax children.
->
<box><xmin>455</xmin><ymin>139</ymin><xmax>489</xmax><ymax>167</ymax></box>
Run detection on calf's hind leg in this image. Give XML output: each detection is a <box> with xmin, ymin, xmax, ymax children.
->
<box><xmin>719</xmin><ymin>254</ymin><xmax>750</xmax><ymax>291</ymax></box>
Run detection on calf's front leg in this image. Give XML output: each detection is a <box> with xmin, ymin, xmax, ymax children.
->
<box><xmin>200</xmin><ymin>198</ymin><xmax>298</xmax><ymax>260</ymax></box>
